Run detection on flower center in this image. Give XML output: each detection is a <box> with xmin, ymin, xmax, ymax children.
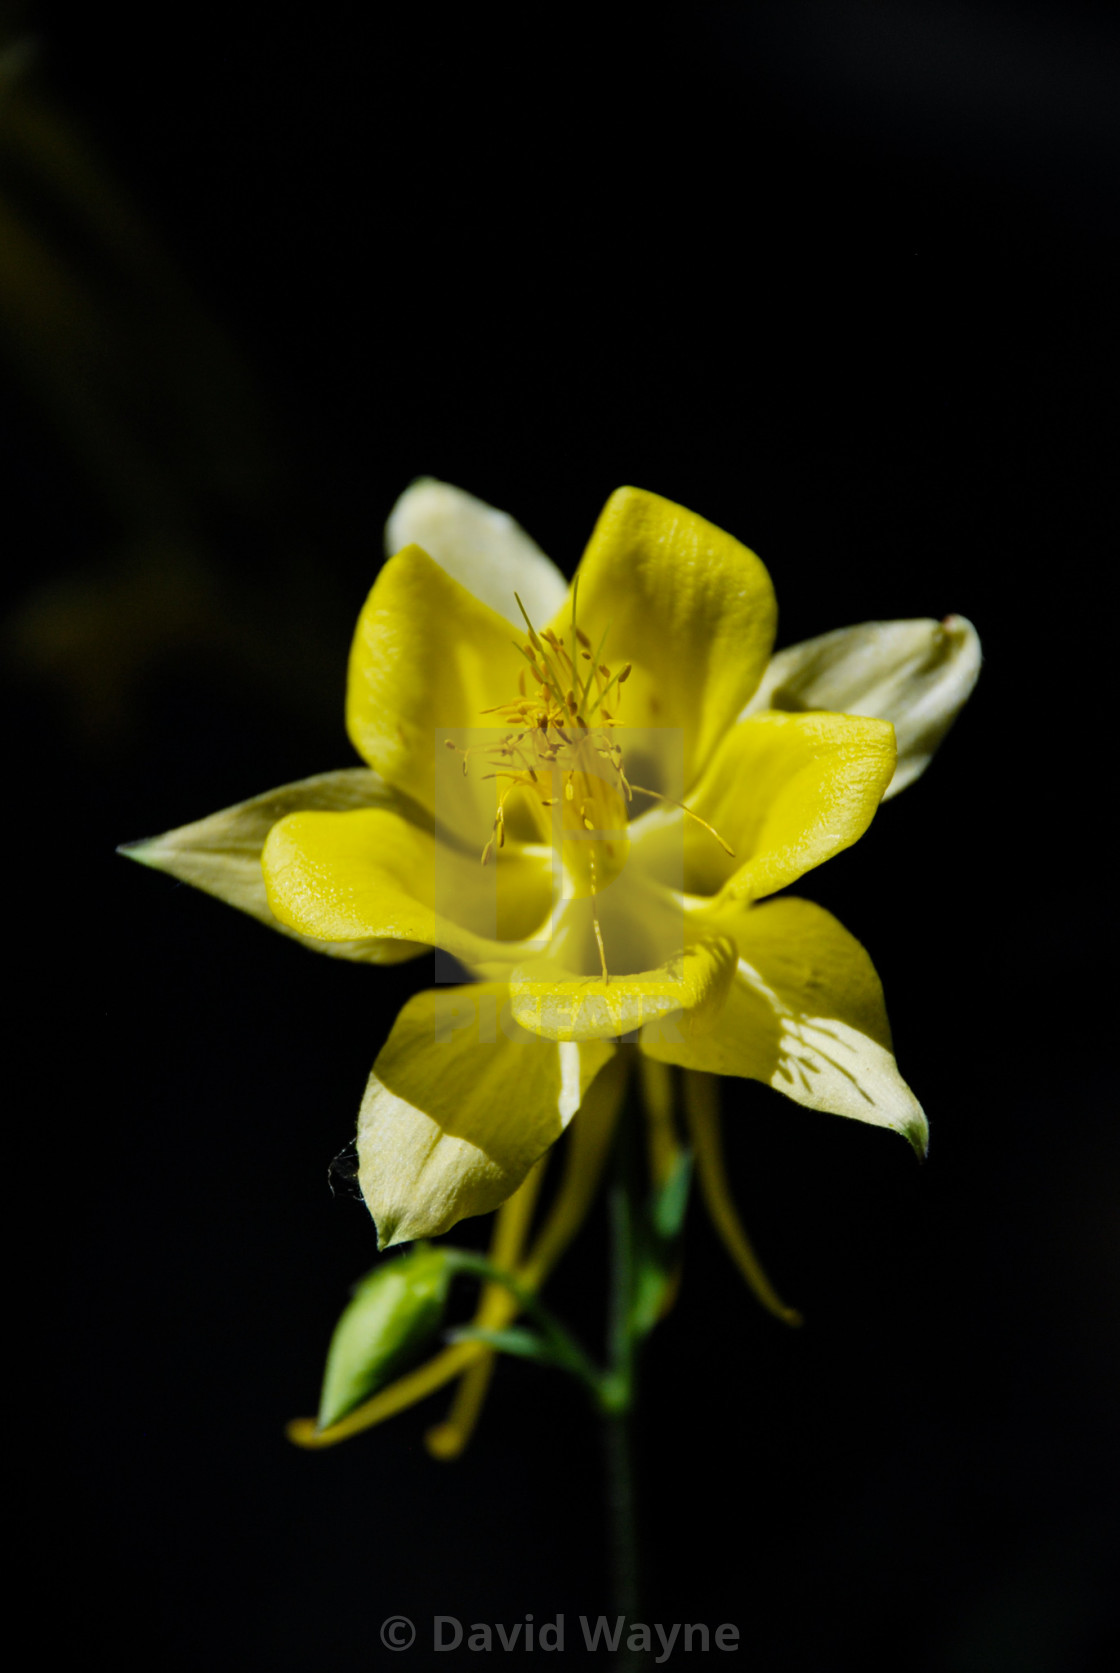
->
<box><xmin>446</xmin><ymin>588</ymin><xmax>732</xmax><ymax>983</ymax></box>
<box><xmin>475</xmin><ymin>589</ymin><xmax>631</xmax><ymax>868</ymax></box>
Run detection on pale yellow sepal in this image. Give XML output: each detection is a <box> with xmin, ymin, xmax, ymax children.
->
<box><xmin>683</xmin><ymin>710</ymin><xmax>897</xmax><ymax>902</ymax></box>
<box><xmin>509</xmin><ymin>937</ymin><xmax>736</xmax><ymax>1042</ymax></box>
<box><xmin>119</xmin><ymin>769</ymin><xmax>423</xmax><ymax>965</ymax></box>
<box><xmin>747</xmin><ymin>615</ymin><xmax>981</xmax><ymax>798</ymax></box>
<box><xmin>385</xmin><ymin>478</ymin><xmax>568</xmax><ymax>628</ymax></box>
<box><xmin>345</xmin><ymin>543</ymin><xmax>527</xmax><ymax>835</ymax></box>
<box><xmin>261</xmin><ymin>806</ymin><xmax>553</xmax><ymax>963</ymax></box>
<box><xmin>554</xmin><ymin>487</ymin><xmax>777</xmax><ymax>791</ymax></box>
<box><xmin>357</xmin><ymin>983</ymin><xmax>616</xmax><ymax>1246</ymax></box>
<box><xmin>643</xmin><ymin>897</ymin><xmax>927</xmax><ymax>1156</ymax></box>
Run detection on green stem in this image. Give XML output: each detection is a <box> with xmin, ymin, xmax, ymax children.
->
<box><xmin>602</xmin><ymin>1154</ymin><xmax>636</xmax><ymax>1412</ymax></box>
<box><xmin>599</xmin><ymin>1099</ymin><xmax>652</xmax><ymax>1669</ymax></box>
<box><xmin>447</xmin><ymin>1075</ymin><xmax>679</xmax><ymax>1670</ymax></box>
<box><xmin>603</xmin><ymin>1405</ymin><xmax>641</xmax><ymax>1627</ymax></box>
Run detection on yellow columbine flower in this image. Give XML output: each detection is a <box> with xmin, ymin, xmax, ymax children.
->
<box><xmin>125</xmin><ymin>480</ymin><xmax>979</xmax><ymax>1446</ymax></box>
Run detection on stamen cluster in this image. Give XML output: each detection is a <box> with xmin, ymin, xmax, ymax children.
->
<box><xmin>443</xmin><ymin>590</ymin><xmax>732</xmax><ymax>986</ymax></box>
<box><xmin>447</xmin><ymin>588</ymin><xmax>633</xmax><ymax>868</ymax></box>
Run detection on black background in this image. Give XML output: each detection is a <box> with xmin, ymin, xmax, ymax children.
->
<box><xmin>7</xmin><ymin>4</ymin><xmax>1117</xmax><ymax>1669</ymax></box>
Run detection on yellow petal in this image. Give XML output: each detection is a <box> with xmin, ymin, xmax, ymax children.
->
<box><xmin>682</xmin><ymin>710</ymin><xmax>896</xmax><ymax>901</ymax></box>
<box><xmin>357</xmin><ymin>983</ymin><xmax>616</xmax><ymax>1245</ymax></box>
<box><xmin>385</xmin><ymin>478</ymin><xmax>568</xmax><ymax>628</ymax></box>
<box><xmin>554</xmin><ymin>488</ymin><xmax>777</xmax><ymax>790</ymax></box>
<box><xmin>345</xmin><ymin>543</ymin><xmax>527</xmax><ymax>836</ymax></box>
<box><xmin>261</xmin><ymin>806</ymin><xmax>553</xmax><ymax>966</ymax></box>
<box><xmin>642</xmin><ymin>897</ymin><xmax>927</xmax><ymax>1155</ymax></box>
<box><xmin>509</xmin><ymin>935</ymin><xmax>737</xmax><ymax>1042</ymax></box>
<box><xmin>119</xmin><ymin>769</ymin><xmax>425</xmax><ymax>965</ymax></box>
<box><xmin>747</xmin><ymin>615</ymin><xmax>981</xmax><ymax>799</ymax></box>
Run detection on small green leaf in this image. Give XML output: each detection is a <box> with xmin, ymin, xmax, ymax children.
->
<box><xmin>317</xmin><ymin>1244</ymin><xmax>450</xmax><ymax>1429</ymax></box>
<box><xmin>446</xmin><ymin>1325</ymin><xmax>555</xmax><ymax>1364</ymax></box>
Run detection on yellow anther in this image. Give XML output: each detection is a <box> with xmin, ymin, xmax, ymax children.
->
<box><xmin>619</xmin><ymin>663</ymin><xmax>632</xmax><ymax>683</ymax></box>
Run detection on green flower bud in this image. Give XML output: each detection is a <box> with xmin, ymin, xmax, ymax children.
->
<box><xmin>317</xmin><ymin>1244</ymin><xmax>451</xmax><ymax>1430</ymax></box>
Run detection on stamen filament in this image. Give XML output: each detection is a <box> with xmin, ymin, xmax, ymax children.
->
<box><xmin>581</xmin><ymin>622</ymin><xmax>612</xmax><ymax>708</ymax></box>
<box><xmin>627</xmin><ymin>786</ymin><xmax>735</xmax><ymax>856</ymax></box>
<box><xmin>584</xmin><ymin>664</ymin><xmax>626</xmax><ymax>722</ymax></box>
<box><xmin>570</xmin><ymin>573</ymin><xmax>581</xmax><ymax>649</ymax></box>
<box><xmin>514</xmin><ymin>593</ymin><xmax>568</xmax><ymax>697</ymax></box>
<box><xmin>587</xmin><ymin>854</ymin><xmax>610</xmax><ymax>983</ymax></box>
